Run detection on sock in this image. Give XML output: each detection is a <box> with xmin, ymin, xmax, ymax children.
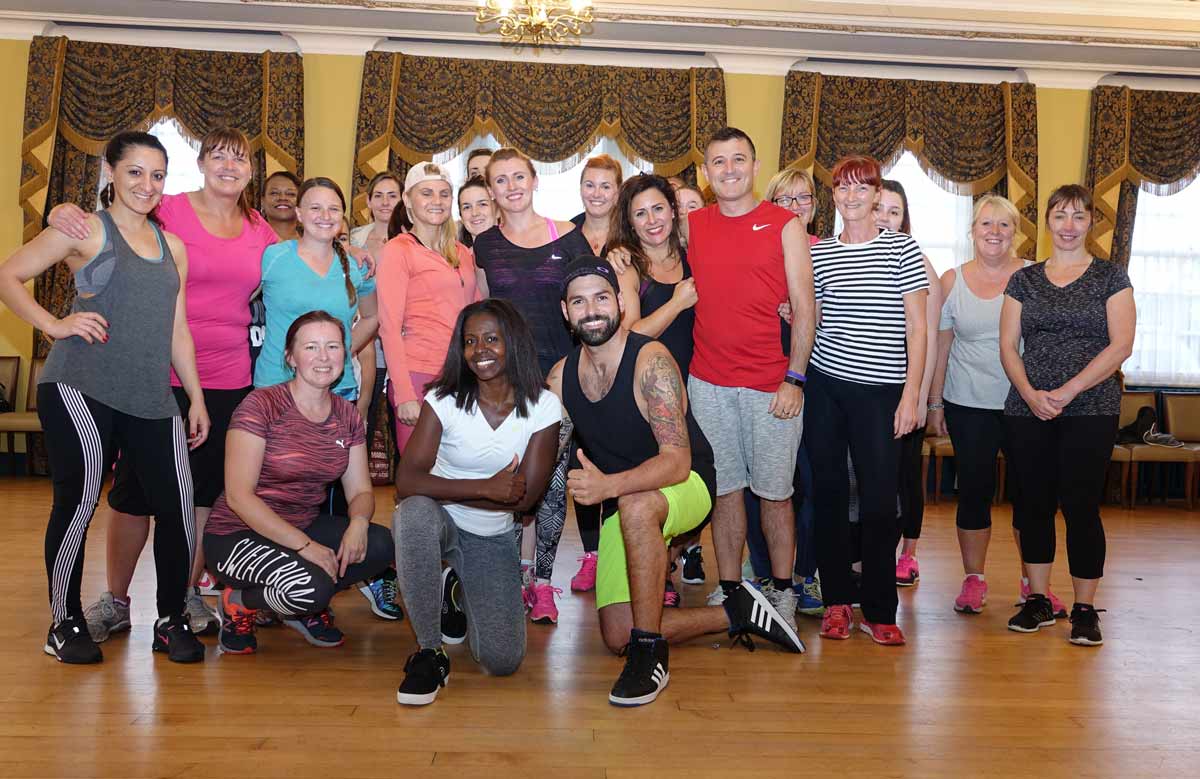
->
<box><xmin>520</xmin><ymin>559</ymin><xmax>533</xmax><ymax>572</ymax></box>
<box><xmin>720</xmin><ymin>579</ymin><xmax>740</xmax><ymax>596</ymax></box>
<box><xmin>534</xmin><ymin>577</ymin><xmax>551</xmax><ymax>586</ymax></box>
<box><xmin>967</xmin><ymin>573</ymin><xmax>986</xmax><ymax>582</ymax></box>
<box><xmin>772</xmin><ymin>576</ymin><xmax>792</xmax><ymax>592</ymax></box>
<box><xmin>631</xmin><ymin>627</ymin><xmax>663</xmax><ymax>642</ymax></box>
<box><xmin>686</xmin><ymin>544</ymin><xmax>700</xmax><ymax>552</ymax></box>
<box><xmin>113</xmin><ymin>595</ymin><xmax>130</xmax><ymax>608</ymax></box>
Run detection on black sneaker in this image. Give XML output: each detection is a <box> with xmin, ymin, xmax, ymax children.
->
<box><xmin>609</xmin><ymin>629</ymin><xmax>669</xmax><ymax>707</ymax></box>
<box><xmin>218</xmin><ymin>587</ymin><xmax>258</xmax><ymax>655</ymax></box>
<box><xmin>681</xmin><ymin>545</ymin><xmax>706</xmax><ymax>585</ymax></box>
<box><xmin>723</xmin><ymin>580</ymin><xmax>805</xmax><ymax>653</ymax></box>
<box><xmin>44</xmin><ymin>615</ymin><xmax>102</xmax><ymax>664</ymax></box>
<box><xmin>441</xmin><ymin>567</ymin><xmax>467</xmax><ymax>645</ymax></box>
<box><xmin>397</xmin><ymin>648</ymin><xmax>450</xmax><ymax>706</ymax></box>
<box><xmin>1008</xmin><ymin>594</ymin><xmax>1056</xmax><ymax>633</ymax></box>
<box><xmin>1069</xmin><ymin>604</ymin><xmax>1105</xmax><ymax>646</ymax></box>
<box><xmin>152</xmin><ymin>614</ymin><xmax>206</xmax><ymax>663</ymax></box>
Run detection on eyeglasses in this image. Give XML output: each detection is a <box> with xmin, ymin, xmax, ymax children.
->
<box><xmin>773</xmin><ymin>194</ymin><xmax>814</xmax><ymax>208</ymax></box>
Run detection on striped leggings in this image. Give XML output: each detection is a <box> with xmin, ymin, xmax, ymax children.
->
<box><xmin>38</xmin><ymin>383</ymin><xmax>194</xmax><ymax>623</ymax></box>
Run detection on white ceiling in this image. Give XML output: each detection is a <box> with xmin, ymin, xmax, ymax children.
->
<box><xmin>1</xmin><ymin>0</ymin><xmax>1198</xmax><ymax>84</ymax></box>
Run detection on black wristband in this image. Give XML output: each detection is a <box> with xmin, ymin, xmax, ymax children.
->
<box><xmin>784</xmin><ymin>375</ymin><xmax>806</xmax><ymax>388</ymax></box>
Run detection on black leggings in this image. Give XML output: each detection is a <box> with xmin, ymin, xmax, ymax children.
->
<box><xmin>1004</xmin><ymin>414</ymin><xmax>1117</xmax><ymax>580</ymax></box>
<box><xmin>945</xmin><ymin>401</ymin><xmax>1014</xmax><ymax>531</ymax></box>
<box><xmin>203</xmin><ymin>515</ymin><xmax>393</xmax><ymax>617</ymax></box>
<box><xmin>805</xmin><ymin>368</ymin><xmax>903</xmax><ymax>625</ymax></box>
<box><xmin>38</xmin><ymin>382</ymin><xmax>194</xmax><ymax>623</ymax></box>
<box><xmin>897</xmin><ymin>426</ymin><xmax>925</xmax><ymax>540</ymax></box>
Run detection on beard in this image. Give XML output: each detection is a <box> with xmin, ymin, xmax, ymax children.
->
<box><xmin>573</xmin><ymin>314</ymin><xmax>620</xmax><ymax>346</ymax></box>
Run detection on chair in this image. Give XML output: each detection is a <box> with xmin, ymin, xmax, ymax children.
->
<box><xmin>1123</xmin><ymin>390</ymin><xmax>1194</xmax><ymax>509</ymax></box>
<box><xmin>1162</xmin><ymin>393</ymin><xmax>1200</xmax><ymax>510</ymax></box>
<box><xmin>1112</xmin><ymin>391</ymin><xmax>1154</xmax><ymax>508</ymax></box>
<box><xmin>0</xmin><ymin>358</ymin><xmax>45</xmax><ymax>475</ymax></box>
<box><xmin>0</xmin><ymin>356</ymin><xmax>17</xmax><ymax>411</ymax></box>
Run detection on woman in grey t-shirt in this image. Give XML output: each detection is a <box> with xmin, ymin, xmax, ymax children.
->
<box><xmin>999</xmin><ymin>184</ymin><xmax>1135</xmax><ymax>647</ymax></box>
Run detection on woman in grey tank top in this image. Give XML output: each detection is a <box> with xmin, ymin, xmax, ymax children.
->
<box><xmin>0</xmin><ymin>132</ymin><xmax>209</xmax><ymax>665</ymax></box>
<box><xmin>926</xmin><ymin>194</ymin><xmax>1047</xmax><ymax>617</ymax></box>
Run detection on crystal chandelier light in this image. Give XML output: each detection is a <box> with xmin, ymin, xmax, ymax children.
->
<box><xmin>475</xmin><ymin>0</ymin><xmax>595</xmax><ymax>47</ymax></box>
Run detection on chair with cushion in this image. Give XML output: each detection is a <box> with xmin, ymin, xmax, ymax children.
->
<box><xmin>1162</xmin><ymin>393</ymin><xmax>1200</xmax><ymax>510</ymax></box>
<box><xmin>0</xmin><ymin>358</ymin><xmax>45</xmax><ymax>475</ymax></box>
<box><xmin>1124</xmin><ymin>390</ymin><xmax>1193</xmax><ymax>509</ymax></box>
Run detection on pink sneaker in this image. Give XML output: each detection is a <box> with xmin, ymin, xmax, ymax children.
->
<box><xmin>570</xmin><ymin>552</ymin><xmax>598</xmax><ymax>592</ymax></box>
<box><xmin>859</xmin><ymin>620</ymin><xmax>906</xmax><ymax>645</ymax></box>
<box><xmin>895</xmin><ymin>554</ymin><xmax>919</xmax><ymax>586</ymax></box>
<box><xmin>820</xmin><ymin>604</ymin><xmax>853</xmax><ymax>640</ymax></box>
<box><xmin>1018</xmin><ymin>579</ymin><xmax>1068</xmax><ymax>618</ymax></box>
<box><xmin>954</xmin><ymin>575</ymin><xmax>988</xmax><ymax>614</ymax></box>
<box><xmin>528</xmin><ymin>583</ymin><xmax>562</xmax><ymax>624</ymax></box>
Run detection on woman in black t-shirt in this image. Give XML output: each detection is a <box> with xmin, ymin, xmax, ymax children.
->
<box><xmin>1000</xmin><ymin>184</ymin><xmax>1135</xmax><ymax>647</ymax></box>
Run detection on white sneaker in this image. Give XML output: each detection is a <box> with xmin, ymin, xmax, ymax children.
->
<box><xmin>706</xmin><ymin>585</ymin><xmax>728</xmax><ymax>606</ymax></box>
<box><xmin>197</xmin><ymin>571</ymin><xmax>221</xmax><ymax>596</ymax></box>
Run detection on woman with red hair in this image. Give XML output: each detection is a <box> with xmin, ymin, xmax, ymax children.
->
<box><xmin>805</xmin><ymin>155</ymin><xmax>929</xmax><ymax>646</ymax></box>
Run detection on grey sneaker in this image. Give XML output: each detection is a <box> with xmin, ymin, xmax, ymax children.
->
<box><xmin>760</xmin><ymin>582</ymin><xmax>800</xmax><ymax>639</ymax></box>
<box><xmin>705</xmin><ymin>585</ymin><xmax>728</xmax><ymax>606</ymax></box>
<box><xmin>185</xmin><ymin>588</ymin><xmax>219</xmax><ymax>636</ymax></box>
<box><xmin>83</xmin><ymin>591</ymin><xmax>131</xmax><ymax>643</ymax></box>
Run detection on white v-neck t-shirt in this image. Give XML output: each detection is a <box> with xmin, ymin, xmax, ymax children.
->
<box><xmin>425</xmin><ymin>388</ymin><xmax>562</xmax><ymax>536</ymax></box>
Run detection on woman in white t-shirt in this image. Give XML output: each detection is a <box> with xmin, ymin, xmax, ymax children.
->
<box><xmin>392</xmin><ymin>299</ymin><xmax>561</xmax><ymax>706</ymax></box>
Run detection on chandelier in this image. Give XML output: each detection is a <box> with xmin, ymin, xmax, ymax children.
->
<box><xmin>475</xmin><ymin>0</ymin><xmax>595</xmax><ymax>47</ymax></box>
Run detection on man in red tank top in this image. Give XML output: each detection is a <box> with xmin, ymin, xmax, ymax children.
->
<box><xmin>683</xmin><ymin>128</ymin><xmax>816</xmax><ymax>630</ymax></box>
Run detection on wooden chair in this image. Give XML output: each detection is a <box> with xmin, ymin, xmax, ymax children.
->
<box><xmin>1114</xmin><ymin>391</ymin><xmax>1154</xmax><ymax>507</ymax></box>
<box><xmin>0</xmin><ymin>358</ymin><xmax>45</xmax><ymax>475</ymax></box>
<box><xmin>1162</xmin><ymin>393</ymin><xmax>1200</xmax><ymax>510</ymax></box>
<box><xmin>1123</xmin><ymin>390</ymin><xmax>1194</xmax><ymax>509</ymax></box>
<box><xmin>0</xmin><ymin>356</ymin><xmax>17</xmax><ymax>411</ymax></box>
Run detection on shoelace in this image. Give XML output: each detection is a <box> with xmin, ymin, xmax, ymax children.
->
<box><xmin>307</xmin><ymin>610</ymin><xmax>336</xmax><ymax>631</ymax></box>
<box><xmin>729</xmin><ymin>629</ymin><xmax>757</xmax><ymax>653</ymax></box>
<box><xmin>229</xmin><ymin>610</ymin><xmax>256</xmax><ymax>636</ymax></box>
<box><xmin>663</xmin><ymin>590</ymin><xmax>680</xmax><ymax>607</ymax></box>
<box><xmin>380</xmin><ymin>575</ymin><xmax>399</xmax><ymax>604</ymax></box>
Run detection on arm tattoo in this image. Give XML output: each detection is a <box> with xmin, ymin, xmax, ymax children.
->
<box><xmin>640</xmin><ymin>353</ymin><xmax>689</xmax><ymax>449</ymax></box>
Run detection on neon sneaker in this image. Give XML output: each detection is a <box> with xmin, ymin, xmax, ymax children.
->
<box><xmin>954</xmin><ymin>575</ymin><xmax>988</xmax><ymax>614</ymax></box>
<box><xmin>794</xmin><ymin>576</ymin><xmax>824</xmax><ymax>617</ymax></box>
<box><xmin>820</xmin><ymin>604</ymin><xmax>853</xmax><ymax>640</ymax></box>
<box><xmin>358</xmin><ymin>568</ymin><xmax>405</xmax><ymax>620</ymax></box>
<box><xmin>859</xmin><ymin>620</ymin><xmax>906</xmax><ymax>646</ymax></box>
<box><xmin>1018</xmin><ymin>578</ymin><xmax>1068</xmax><ymax>618</ymax></box>
<box><xmin>570</xmin><ymin>552</ymin><xmax>598</xmax><ymax>592</ymax></box>
<box><xmin>283</xmin><ymin>610</ymin><xmax>345</xmax><ymax>648</ymax></box>
<box><xmin>896</xmin><ymin>554</ymin><xmax>920</xmax><ymax>586</ymax></box>
<box><xmin>528</xmin><ymin>583</ymin><xmax>561</xmax><ymax>624</ymax></box>
<box><xmin>83</xmin><ymin>591</ymin><xmax>131</xmax><ymax>643</ymax></box>
<box><xmin>217</xmin><ymin>588</ymin><xmax>258</xmax><ymax>655</ymax></box>
<box><xmin>197</xmin><ymin>570</ymin><xmax>221</xmax><ymax>596</ymax></box>
<box><xmin>663</xmin><ymin>580</ymin><xmax>680</xmax><ymax>608</ymax></box>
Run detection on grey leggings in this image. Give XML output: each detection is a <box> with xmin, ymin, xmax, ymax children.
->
<box><xmin>393</xmin><ymin>496</ymin><xmax>526</xmax><ymax>677</ymax></box>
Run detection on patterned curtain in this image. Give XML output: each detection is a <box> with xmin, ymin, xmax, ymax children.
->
<box><xmin>1085</xmin><ymin>85</ymin><xmax>1200</xmax><ymax>267</ymax></box>
<box><xmin>350</xmin><ymin>52</ymin><xmax>727</xmax><ymax>225</ymax></box>
<box><xmin>19</xmin><ymin>36</ymin><xmax>304</xmax><ymax>356</ymax></box>
<box><xmin>779</xmin><ymin>72</ymin><xmax>1039</xmax><ymax>259</ymax></box>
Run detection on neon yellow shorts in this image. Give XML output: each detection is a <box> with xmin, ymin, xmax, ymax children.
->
<box><xmin>595</xmin><ymin>471</ymin><xmax>713</xmax><ymax>610</ymax></box>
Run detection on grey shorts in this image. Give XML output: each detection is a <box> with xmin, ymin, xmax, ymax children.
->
<box><xmin>687</xmin><ymin>375</ymin><xmax>802</xmax><ymax>501</ymax></box>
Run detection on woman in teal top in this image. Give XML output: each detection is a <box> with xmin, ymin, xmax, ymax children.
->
<box><xmin>254</xmin><ymin>177</ymin><xmax>378</xmax><ymax>399</ymax></box>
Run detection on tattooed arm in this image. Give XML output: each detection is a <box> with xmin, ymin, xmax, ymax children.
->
<box><xmin>567</xmin><ymin>342</ymin><xmax>693</xmax><ymax>505</ymax></box>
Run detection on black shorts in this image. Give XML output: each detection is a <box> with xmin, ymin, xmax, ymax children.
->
<box><xmin>108</xmin><ymin>385</ymin><xmax>251</xmax><ymax>512</ymax></box>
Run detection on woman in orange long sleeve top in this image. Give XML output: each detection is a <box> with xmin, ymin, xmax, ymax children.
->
<box><xmin>377</xmin><ymin>162</ymin><xmax>482</xmax><ymax>455</ymax></box>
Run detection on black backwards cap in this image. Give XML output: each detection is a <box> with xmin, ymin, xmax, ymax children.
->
<box><xmin>560</xmin><ymin>255</ymin><xmax>620</xmax><ymax>300</ymax></box>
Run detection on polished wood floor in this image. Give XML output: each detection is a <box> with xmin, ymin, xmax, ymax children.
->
<box><xmin>2</xmin><ymin>476</ymin><xmax>1198</xmax><ymax>778</ymax></box>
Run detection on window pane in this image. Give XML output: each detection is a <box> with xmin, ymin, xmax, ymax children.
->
<box><xmin>95</xmin><ymin>118</ymin><xmax>203</xmax><ymax>206</ymax></box>
<box><xmin>1123</xmin><ymin>178</ymin><xmax>1200</xmax><ymax>387</ymax></box>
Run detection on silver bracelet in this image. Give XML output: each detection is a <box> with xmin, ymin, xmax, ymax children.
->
<box><xmin>927</xmin><ymin>402</ymin><xmax>945</xmax><ymax>411</ymax></box>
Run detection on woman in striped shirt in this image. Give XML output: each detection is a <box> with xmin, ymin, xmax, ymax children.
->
<box><xmin>805</xmin><ymin>155</ymin><xmax>929</xmax><ymax>646</ymax></box>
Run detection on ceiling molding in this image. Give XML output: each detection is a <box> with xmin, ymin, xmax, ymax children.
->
<box><xmin>1019</xmin><ymin>68</ymin><xmax>1110</xmax><ymax>90</ymax></box>
<box><xmin>708</xmin><ymin>52</ymin><xmax>801</xmax><ymax>76</ymax></box>
<box><xmin>284</xmin><ymin>32</ymin><xmax>383</xmax><ymax>55</ymax></box>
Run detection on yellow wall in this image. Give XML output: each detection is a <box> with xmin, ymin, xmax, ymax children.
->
<box><xmin>302</xmin><ymin>53</ymin><xmax>364</xmax><ymax>195</ymax></box>
<box><xmin>0</xmin><ymin>38</ymin><xmax>31</xmax><ymax>450</ymax></box>
<box><xmin>724</xmin><ymin>72</ymin><xmax>786</xmax><ymax>194</ymax></box>
<box><xmin>1035</xmin><ymin>87</ymin><xmax>1092</xmax><ymax>258</ymax></box>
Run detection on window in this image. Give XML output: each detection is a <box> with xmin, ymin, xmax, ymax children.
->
<box><xmin>436</xmin><ymin>134</ymin><xmax>647</xmax><ymax>221</ymax></box>
<box><xmin>833</xmin><ymin>150</ymin><xmax>975</xmax><ymax>277</ymax></box>
<box><xmin>96</xmin><ymin>118</ymin><xmax>203</xmax><ymax>206</ymax></box>
<box><xmin>1122</xmin><ymin>178</ymin><xmax>1200</xmax><ymax>387</ymax></box>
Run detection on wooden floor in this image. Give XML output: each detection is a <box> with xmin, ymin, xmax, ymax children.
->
<box><xmin>2</xmin><ymin>477</ymin><xmax>1199</xmax><ymax>778</ymax></box>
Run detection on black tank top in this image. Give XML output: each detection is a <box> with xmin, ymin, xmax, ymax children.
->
<box><xmin>562</xmin><ymin>332</ymin><xmax>715</xmax><ymax>517</ymax></box>
<box><xmin>638</xmin><ymin>252</ymin><xmax>694</xmax><ymax>380</ymax></box>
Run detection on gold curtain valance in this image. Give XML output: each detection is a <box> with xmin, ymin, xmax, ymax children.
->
<box><xmin>1085</xmin><ymin>85</ymin><xmax>1200</xmax><ymax>266</ymax></box>
<box><xmin>779</xmin><ymin>72</ymin><xmax>1039</xmax><ymax>258</ymax></box>
<box><xmin>19</xmin><ymin>36</ymin><xmax>304</xmax><ymax>244</ymax></box>
<box><xmin>350</xmin><ymin>52</ymin><xmax>727</xmax><ymax>224</ymax></box>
